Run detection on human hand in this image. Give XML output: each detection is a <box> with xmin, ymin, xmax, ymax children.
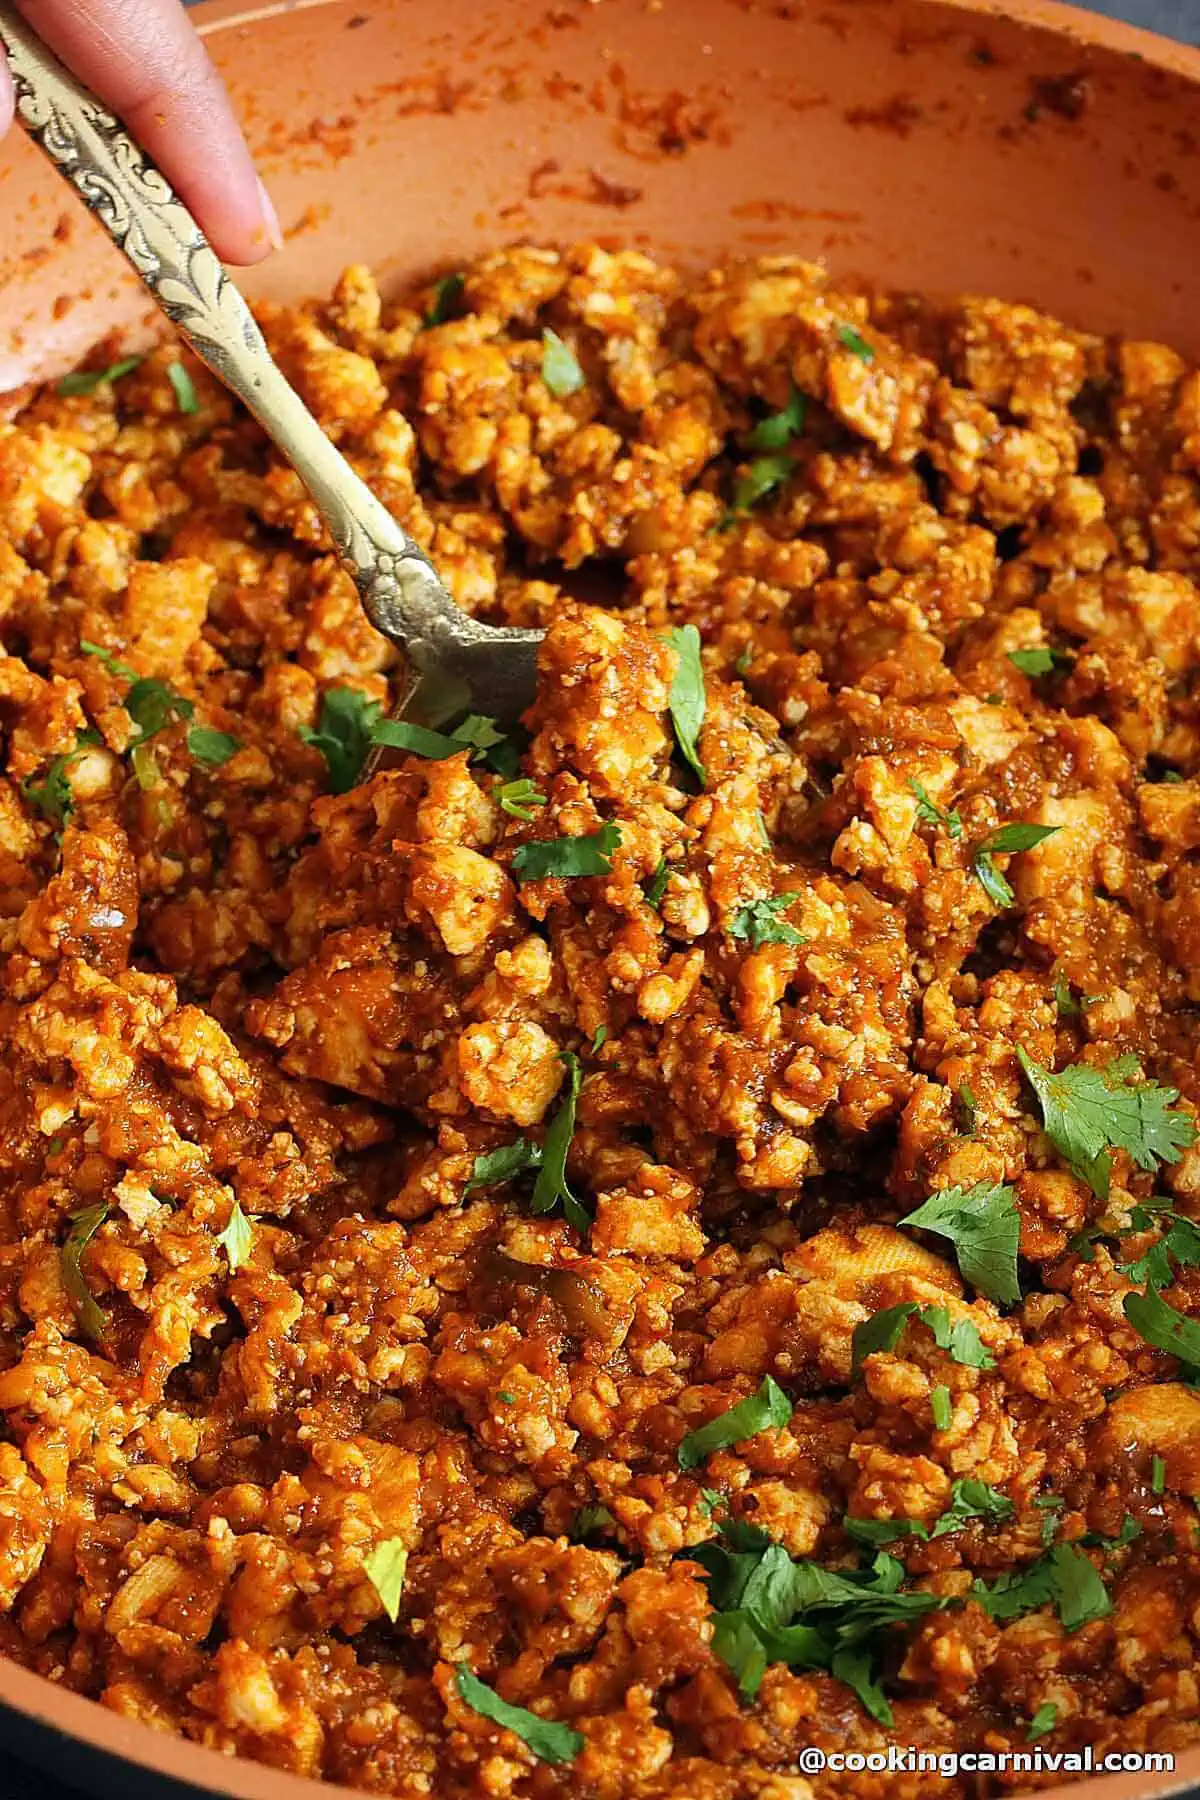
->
<box><xmin>0</xmin><ymin>0</ymin><xmax>281</xmax><ymax>264</ymax></box>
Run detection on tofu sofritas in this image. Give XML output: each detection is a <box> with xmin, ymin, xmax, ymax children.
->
<box><xmin>1</xmin><ymin>245</ymin><xmax>1200</xmax><ymax>1793</ymax></box>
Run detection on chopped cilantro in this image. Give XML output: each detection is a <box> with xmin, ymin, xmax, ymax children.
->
<box><xmin>466</xmin><ymin>1139</ymin><xmax>542</xmax><ymax>1191</ymax></box>
<box><xmin>167</xmin><ymin>362</ymin><xmax>200</xmax><ymax>414</ymax></box>
<box><xmin>1123</xmin><ymin>1283</ymin><xmax>1200</xmax><ymax>1369</ymax></box>
<box><xmin>1081</xmin><ymin>1514</ymin><xmax>1142</xmax><ymax>1550</ymax></box>
<box><xmin>735</xmin><ymin>643</ymin><xmax>754</xmax><ymax>676</ymax></box>
<box><xmin>81</xmin><ymin>639</ymin><xmax>136</xmax><ymax>679</ymax></box>
<box><xmin>530</xmin><ymin>1053</ymin><xmax>589</xmax><ymax>1234</ymax></box>
<box><xmin>57</xmin><ymin>355</ymin><xmax>143</xmax><ymax>396</ymax></box>
<box><xmin>124</xmin><ymin>676</ymin><xmax>194</xmax><ymax>744</ymax></box>
<box><xmin>1008</xmin><ymin>647</ymin><xmax>1073</xmax><ymax>677</ymax></box>
<box><xmin>1119</xmin><ymin>1207</ymin><xmax>1200</xmax><ymax>1287</ymax></box>
<box><xmin>1151</xmin><ymin>1454</ymin><xmax>1166</xmax><ymax>1494</ymax></box>
<box><xmin>511</xmin><ymin>822</ymin><xmax>622</xmax><ymax>884</ymax></box>
<box><xmin>931</xmin><ymin>1385</ymin><xmax>952</xmax><ymax>1430</ymax></box>
<box><xmin>1036</xmin><ymin>1495</ymin><xmax>1064</xmax><ymax>1547</ymax></box>
<box><xmin>727</xmin><ymin>892</ymin><xmax>804</xmax><ymax>950</ymax></box>
<box><xmin>677</xmin><ymin>1375</ymin><xmax>793</xmax><ymax>1472</ymax></box>
<box><xmin>931</xmin><ymin>1479</ymin><xmax>1014</xmax><ymax>1537</ymax></box>
<box><xmin>541</xmin><ymin>328</ymin><xmax>585</xmax><ymax>397</ymax></box>
<box><xmin>1028</xmin><ymin>1703</ymin><xmax>1058</xmax><ymax>1741</ymax></box>
<box><xmin>731</xmin><ymin>452</ymin><xmax>794</xmax><ymax>514</ymax></box>
<box><xmin>216</xmin><ymin>1200</ymin><xmax>253</xmax><ymax>1272</ymax></box>
<box><xmin>1017</xmin><ymin>1048</ymin><xmax>1197</xmax><ymax>1200</ymax></box>
<box><xmin>665</xmin><ymin>623</ymin><xmax>707</xmax><ymax>787</ymax></box>
<box><xmin>495</xmin><ymin>777</ymin><xmax>546</xmax><ymax>821</ymax></box>
<box><xmin>363</xmin><ymin>1539</ymin><xmax>408</xmax><ymax>1622</ymax></box>
<box><xmin>424</xmin><ymin>271</ymin><xmax>465</xmax><ymax>327</ymax></box>
<box><xmin>455</xmin><ymin>1664</ymin><xmax>582</xmax><ymax>1765</ymax></box>
<box><xmin>61</xmin><ymin>1203</ymin><xmax>109</xmax><ymax>1341</ymax></box>
<box><xmin>974</xmin><ymin>1543</ymin><xmax>1110</xmax><ymax>1632</ymax></box>
<box><xmin>909</xmin><ymin>777</ymin><xmax>963</xmax><ymax>840</ymax></box>
<box><xmin>299</xmin><ymin>688</ymin><xmax>381</xmax><ymax>792</ymax></box>
<box><xmin>644</xmin><ymin>857</ymin><xmax>670</xmax><ymax>908</ymax></box>
<box><xmin>970</xmin><ymin>821</ymin><xmax>1060</xmax><ymax>908</ymax></box>
<box><xmin>22</xmin><ymin>729</ymin><xmax>101</xmax><ymax>826</ymax></box>
<box><xmin>497</xmin><ymin>1392</ymin><xmax>516</xmax><ymax>1405</ymax></box>
<box><xmin>187</xmin><ymin>727</ymin><xmax>240</xmax><ymax>766</ymax></box>
<box><xmin>851</xmin><ymin>1303</ymin><xmax>994</xmax><ymax>1375</ymax></box>
<box><xmin>837</xmin><ymin>323</ymin><xmax>875</xmax><ymax>361</ymax></box>
<box><xmin>570</xmin><ymin>1504</ymin><xmax>615</xmax><ymax>1542</ymax></box>
<box><xmin>1159</xmin><ymin>769</ymin><xmax>1185</xmax><ymax>785</ymax></box>
<box><xmin>591</xmin><ymin>1025</ymin><xmax>608</xmax><ymax>1054</ymax></box>
<box><xmin>956</xmin><ymin>1081</ymin><xmax>978</xmax><ymax>1137</ymax></box>
<box><xmin>746</xmin><ymin>383</ymin><xmax>808</xmax><ymax>452</ymax></box>
<box><xmin>1054</xmin><ymin>975</ymin><xmax>1099</xmax><ymax>1019</ymax></box>
<box><xmin>899</xmin><ymin>1181</ymin><xmax>1022</xmax><ymax>1304</ymax></box>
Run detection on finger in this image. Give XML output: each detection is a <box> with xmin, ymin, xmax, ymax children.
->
<box><xmin>13</xmin><ymin>0</ymin><xmax>281</xmax><ymax>264</ymax></box>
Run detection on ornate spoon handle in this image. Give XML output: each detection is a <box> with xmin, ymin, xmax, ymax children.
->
<box><xmin>0</xmin><ymin>5</ymin><xmax>540</xmax><ymax>715</ymax></box>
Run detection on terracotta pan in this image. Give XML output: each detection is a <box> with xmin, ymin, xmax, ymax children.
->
<box><xmin>1</xmin><ymin>0</ymin><xmax>1200</xmax><ymax>1794</ymax></box>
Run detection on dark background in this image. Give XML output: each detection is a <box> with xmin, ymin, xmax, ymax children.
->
<box><xmin>6</xmin><ymin>0</ymin><xmax>1200</xmax><ymax>1795</ymax></box>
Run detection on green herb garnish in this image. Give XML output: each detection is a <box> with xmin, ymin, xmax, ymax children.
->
<box><xmin>217</xmin><ymin>1200</ymin><xmax>254</xmax><ymax>1272</ymax></box>
<box><xmin>363</xmin><ymin>1539</ymin><xmax>409</xmax><ymax>1622</ymax></box>
<box><xmin>909</xmin><ymin>777</ymin><xmax>963</xmax><ymax>841</ymax></box>
<box><xmin>571</xmin><ymin>1504</ymin><xmax>615</xmax><ymax>1542</ymax></box>
<box><xmin>186</xmin><ymin>727</ymin><xmax>240</xmax><ymax>766</ymax></box>
<box><xmin>850</xmin><ymin>1302</ymin><xmax>994</xmax><ymax>1375</ymax></box>
<box><xmin>956</xmin><ymin>1082</ymin><xmax>978</xmax><ymax>1136</ymax></box>
<box><xmin>665</xmin><ymin>623</ymin><xmax>707</xmax><ymax>787</ymax></box>
<box><xmin>1008</xmin><ymin>646</ymin><xmax>1073</xmax><ymax>677</ymax></box>
<box><xmin>731</xmin><ymin>453</ymin><xmax>794</xmax><ymax>514</ymax></box>
<box><xmin>727</xmin><ymin>892</ymin><xmax>804</xmax><ymax>951</ymax></box>
<box><xmin>424</xmin><ymin>271</ymin><xmax>465</xmax><ymax>326</ymax></box>
<box><xmin>511</xmin><ymin>822</ymin><xmax>622</xmax><ymax>883</ymax></box>
<box><xmin>22</xmin><ymin>729</ymin><xmax>101</xmax><ymax>826</ymax></box>
<box><xmin>455</xmin><ymin>1664</ymin><xmax>582</xmax><ymax>1765</ymax></box>
<box><xmin>1017</xmin><ymin>1048</ymin><xmax>1196</xmax><ymax>1200</ymax></box>
<box><xmin>677</xmin><ymin>1375</ymin><xmax>792</xmax><ymax>1472</ymax></box>
<box><xmin>746</xmin><ymin>383</ymin><xmax>808</xmax><ymax>452</ymax></box>
<box><xmin>541</xmin><ymin>328</ymin><xmax>585</xmax><ymax>397</ymax></box>
<box><xmin>931</xmin><ymin>1386</ymin><xmax>952</xmax><ymax>1430</ymax></box>
<box><xmin>1028</xmin><ymin>1703</ymin><xmax>1058</xmax><ymax>1741</ymax></box>
<box><xmin>167</xmin><ymin>362</ymin><xmax>200</xmax><ymax>414</ymax></box>
<box><xmin>1123</xmin><ymin>1284</ymin><xmax>1200</xmax><ymax>1369</ymax></box>
<box><xmin>530</xmin><ymin>1053</ymin><xmax>588</xmax><ymax>1234</ymax></box>
<box><xmin>645</xmin><ymin>857</ymin><xmax>670</xmax><ymax>908</ymax></box>
<box><xmin>56</xmin><ymin>356</ymin><xmax>143</xmax><ymax>397</ymax></box>
<box><xmin>466</xmin><ymin>1139</ymin><xmax>543</xmax><ymax>1190</ymax></box>
<box><xmin>970</xmin><ymin>822</ymin><xmax>1060</xmax><ymax>908</ymax></box>
<box><xmin>899</xmin><ymin>1181</ymin><xmax>1022</xmax><ymax>1304</ymax></box>
<box><xmin>837</xmin><ymin>324</ymin><xmax>875</xmax><ymax>362</ymax></box>
<box><xmin>62</xmin><ymin>1203</ymin><xmax>109</xmax><ymax>1341</ymax></box>
<box><xmin>974</xmin><ymin>1543</ymin><xmax>1110</xmax><ymax>1631</ymax></box>
<box><xmin>495</xmin><ymin>778</ymin><xmax>546</xmax><ymax>821</ymax></box>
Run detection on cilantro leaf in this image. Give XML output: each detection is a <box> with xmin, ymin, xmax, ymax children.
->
<box><xmin>1151</xmin><ymin>1454</ymin><xmax>1166</xmax><ymax>1494</ymax></box>
<box><xmin>930</xmin><ymin>1479</ymin><xmax>1014</xmax><ymax>1538</ymax></box>
<box><xmin>970</xmin><ymin>822</ymin><xmax>1060</xmax><ymax>908</ymax></box>
<box><xmin>167</xmin><ymin>362</ymin><xmax>200</xmax><ymax>414</ymax></box>
<box><xmin>530</xmin><ymin>1053</ymin><xmax>588</xmax><ymax>1234</ymax></box>
<box><xmin>899</xmin><ymin>1181</ymin><xmax>1022</xmax><ymax>1304</ymax></box>
<box><xmin>837</xmin><ymin>324</ymin><xmax>875</xmax><ymax>362</ymax></box>
<box><xmin>187</xmin><ymin>727</ymin><xmax>240</xmax><ymax>767</ymax></box>
<box><xmin>22</xmin><ymin>729</ymin><xmax>101</xmax><ymax>826</ymax></box>
<box><xmin>1028</xmin><ymin>1702</ymin><xmax>1058</xmax><ymax>1741</ymax></box>
<box><xmin>424</xmin><ymin>271</ymin><xmax>465</xmax><ymax>327</ymax></box>
<box><xmin>1008</xmin><ymin>647</ymin><xmax>1073</xmax><ymax>677</ymax></box>
<box><xmin>665</xmin><ymin>624</ymin><xmax>707</xmax><ymax>787</ymax></box>
<box><xmin>300</xmin><ymin>687</ymin><xmax>381</xmax><ymax>793</ymax></box>
<box><xmin>735</xmin><ymin>643</ymin><xmax>754</xmax><ymax>676</ymax></box>
<box><xmin>1123</xmin><ymin>1284</ymin><xmax>1200</xmax><ymax>1368</ymax></box>
<box><xmin>909</xmin><ymin>777</ymin><xmax>962</xmax><ymax>840</ymax></box>
<box><xmin>124</xmin><ymin>677</ymin><xmax>194</xmax><ymax>744</ymax></box>
<box><xmin>495</xmin><ymin>778</ymin><xmax>546</xmax><ymax>821</ymax></box>
<box><xmin>931</xmin><ymin>1385</ymin><xmax>952</xmax><ymax>1430</ymax></box>
<box><xmin>677</xmin><ymin>1375</ymin><xmax>793</xmax><ymax>1472</ymax></box>
<box><xmin>570</xmin><ymin>1504</ymin><xmax>615</xmax><ymax>1542</ymax></box>
<box><xmin>746</xmin><ymin>383</ymin><xmax>808</xmax><ymax>452</ymax></box>
<box><xmin>57</xmin><ymin>356</ymin><xmax>143</xmax><ymax>396</ymax></box>
<box><xmin>217</xmin><ymin>1200</ymin><xmax>254</xmax><ymax>1272</ymax></box>
<box><xmin>466</xmin><ymin>1139</ymin><xmax>543</xmax><ymax>1190</ymax></box>
<box><xmin>956</xmin><ymin>1082</ymin><xmax>978</xmax><ymax>1136</ymax></box>
<box><xmin>511</xmin><ymin>822</ymin><xmax>622</xmax><ymax>883</ymax></box>
<box><xmin>644</xmin><ymin>857</ymin><xmax>670</xmax><ymax>908</ymax></box>
<box><xmin>711</xmin><ymin>1611</ymin><xmax>771</xmax><ymax>1699</ymax></box>
<box><xmin>61</xmin><ymin>1203</ymin><xmax>109</xmax><ymax>1341</ymax></box>
<box><xmin>727</xmin><ymin>892</ymin><xmax>804</xmax><ymax>950</ymax></box>
<box><xmin>731</xmin><ymin>452</ymin><xmax>794</xmax><ymax>514</ymax></box>
<box><xmin>455</xmin><ymin>1664</ymin><xmax>582</xmax><ymax>1765</ymax></box>
<box><xmin>1121</xmin><ymin>1210</ymin><xmax>1200</xmax><ymax>1286</ymax></box>
<box><xmin>1054</xmin><ymin>975</ymin><xmax>1099</xmax><ymax>1019</ymax></box>
<box><xmin>81</xmin><ymin>639</ymin><xmax>136</xmax><ymax>680</ymax></box>
<box><xmin>918</xmin><ymin>1304</ymin><xmax>995</xmax><ymax>1369</ymax></box>
<box><xmin>974</xmin><ymin>1543</ymin><xmax>1110</xmax><ymax>1630</ymax></box>
<box><xmin>541</xmin><ymin>328</ymin><xmax>585</xmax><ymax>398</ymax></box>
<box><xmin>1018</xmin><ymin>1048</ymin><xmax>1197</xmax><ymax>1199</ymax></box>
<box><xmin>830</xmin><ymin>1647</ymin><xmax>893</xmax><ymax>1727</ymax></box>
<box><xmin>371</xmin><ymin>718</ymin><xmax>469</xmax><ymax>760</ymax></box>
<box><xmin>591</xmin><ymin>1025</ymin><xmax>608</xmax><ymax>1054</ymax></box>
<box><xmin>363</xmin><ymin>1539</ymin><xmax>408</xmax><ymax>1622</ymax></box>
<box><xmin>843</xmin><ymin>1516</ymin><xmax>929</xmax><ymax>1546</ymax></box>
<box><xmin>850</xmin><ymin>1303</ymin><xmax>917</xmax><ymax>1374</ymax></box>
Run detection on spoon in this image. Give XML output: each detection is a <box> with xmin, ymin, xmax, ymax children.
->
<box><xmin>0</xmin><ymin>5</ymin><xmax>541</xmax><ymax>727</ymax></box>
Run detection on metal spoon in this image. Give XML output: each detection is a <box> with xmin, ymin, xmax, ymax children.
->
<box><xmin>0</xmin><ymin>6</ymin><xmax>541</xmax><ymax>726</ymax></box>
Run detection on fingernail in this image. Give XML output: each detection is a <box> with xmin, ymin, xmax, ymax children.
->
<box><xmin>256</xmin><ymin>174</ymin><xmax>285</xmax><ymax>253</ymax></box>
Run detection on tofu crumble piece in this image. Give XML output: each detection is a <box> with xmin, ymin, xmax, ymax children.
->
<box><xmin>0</xmin><ymin>247</ymin><xmax>1199</xmax><ymax>1791</ymax></box>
